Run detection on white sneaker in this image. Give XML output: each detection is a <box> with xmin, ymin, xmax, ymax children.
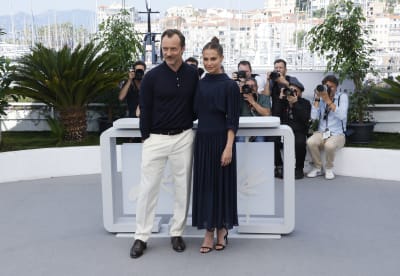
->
<box><xmin>325</xmin><ymin>169</ymin><xmax>335</xmax><ymax>180</ymax></box>
<box><xmin>307</xmin><ymin>167</ymin><xmax>322</xmax><ymax>178</ymax></box>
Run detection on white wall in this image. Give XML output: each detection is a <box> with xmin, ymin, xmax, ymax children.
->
<box><xmin>0</xmin><ymin>146</ymin><xmax>399</xmax><ymax>183</ymax></box>
<box><xmin>0</xmin><ymin>146</ymin><xmax>120</xmax><ymax>183</ymax></box>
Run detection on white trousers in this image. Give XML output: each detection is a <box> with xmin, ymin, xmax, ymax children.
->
<box><xmin>134</xmin><ymin>129</ymin><xmax>194</xmax><ymax>242</ymax></box>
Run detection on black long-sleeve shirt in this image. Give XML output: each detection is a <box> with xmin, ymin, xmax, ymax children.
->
<box><xmin>139</xmin><ymin>62</ymin><xmax>198</xmax><ymax>139</ymax></box>
<box><xmin>270</xmin><ymin>75</ymin><xmax>298</xmax><ymax>116</ymax></box>
<box><xmin>120</xmin><ymin>80</ymin><xmax>140</xmax><ymax>118</ymax></box>
<box><xmin>278</xmin><ymin>97</ymin><xmax>311</xmax><ymax>134</ymax></box>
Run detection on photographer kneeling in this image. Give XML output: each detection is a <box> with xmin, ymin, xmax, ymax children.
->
<box><xmin>275</xmin><ymin>79</ymin><xmax>311</xmax><ymax>179</ymax></box>
<box><xmin>236</xmin><ymin>77</ymin><xmax>271</xmax><ymax>142</ymax></box>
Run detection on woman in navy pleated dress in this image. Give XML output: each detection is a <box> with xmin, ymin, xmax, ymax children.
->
<box><xmin>192</xmin><ymin>37</ymin><xmax>240</xmax><ymax>253</ymax></box>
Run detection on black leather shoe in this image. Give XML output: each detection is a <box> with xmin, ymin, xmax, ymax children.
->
<box><xmin>171</xmin><ymin>236</ymin><xmax>186</xmax><ymax>252</ymax></box>
<box><xmin>295</xmin><ymin>169</ymin><xmax>304</xmax><ymax>179</ymax></box>
<box><xmin>274</xmin><ymin>166</ymin><xmax>283</xmax><ymax>179</ymax></box>
<box><xmin>130</xmin><ymin>239</ymin><xmax>147</xmax><ymax>259</ymax></box>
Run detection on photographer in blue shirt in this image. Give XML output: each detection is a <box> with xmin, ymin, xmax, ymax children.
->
<box><xmin>306</xmin><ymin>75</ymin><xmax>348</xmax><ymax>180</ymax></box>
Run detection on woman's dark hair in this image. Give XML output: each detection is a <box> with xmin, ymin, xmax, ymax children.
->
<box><xmin>161</xmin><ymin>29</ymin><xmax>185</xmax><ymax>48</ymax></box>
<box><xmin>202</xmin><ymin>36</ymin><xmax>223</xmax><ymax>56</ymax></box>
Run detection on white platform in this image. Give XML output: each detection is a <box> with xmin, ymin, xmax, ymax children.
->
<box><xmin>113</xmin><ymin>116</ymin><xmax>281</xmax><ymax>129</ymax></box>
<box><xmin>1</xmin><ymin>142</ymin><xmax>399</xmax><ymax>184</ymax></box>
<box><xmin>100</xmin><ymin>117</ymin><xmax>295</xmax><ymax>235</ymax></box>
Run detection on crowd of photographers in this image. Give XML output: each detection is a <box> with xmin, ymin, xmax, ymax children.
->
<box><xmin>118</xmin><ymin>57</ymin><xmax>348</xmax><ymax>180</ymax></box>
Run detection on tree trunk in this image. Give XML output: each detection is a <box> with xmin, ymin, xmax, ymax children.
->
<box><xmin>59</xmin><ymin>107</ymin><xmax>87</xmax><ymax>142</ymax></box>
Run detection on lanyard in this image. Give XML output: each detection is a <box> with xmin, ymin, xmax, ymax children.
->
<box><xmin>324</xmin><ymin>98</ymin><xmax>335</xmax><ymax>130</ymax></box>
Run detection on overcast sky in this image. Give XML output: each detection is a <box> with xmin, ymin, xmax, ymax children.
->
<box><xmin>0</xmin><ymin>0</ymin><xmax>266</xmax><ymax>15</ymax></box>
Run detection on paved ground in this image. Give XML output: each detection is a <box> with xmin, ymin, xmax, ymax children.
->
<box><xmin>1</xmin><ymin>174</ymin><xmax>399</xmax><ymax>276</ymax></box>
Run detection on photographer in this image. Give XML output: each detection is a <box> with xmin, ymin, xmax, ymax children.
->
<box><xmin>185</xmin><ymin>57</ymin><xmax>204</xmax><ymax>79</ymax></box>
<box><xmin>264</xmin><ymin>59</ymin><xmax>299</xmax><ymax>116</ymax></box>
<box><xmin>306</xmin><ymin>75</ymin><xmax>348</xmax><ymax>180</ymax></box>
<box><xmin>237</xmin><ymin>77</ymin><xmax>271</xmax><ymax>142</ymax></box>
<box><xmin>118</xmin><ymin>60</ymin><xmax>146</xmax><ymax>118</ymax></box>
<box><xmin>264</xmin><ymin>58</ymin><xmax>303</xmax><ymax>178</ymax></box>
<box><xmin>275</xmin><ymin>79</ymin><xmax>311</xmax><ymax>179</ymax></box>
<box><xmin>232</xmin><ymin>60</ymin><xmax>266</xmax><ymax>93</ymax></box>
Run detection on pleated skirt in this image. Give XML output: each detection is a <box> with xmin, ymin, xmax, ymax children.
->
<box><xmin>191</xmin><ymin>130</ymin><xmax>238</xmax><ymax>230</ymax></box>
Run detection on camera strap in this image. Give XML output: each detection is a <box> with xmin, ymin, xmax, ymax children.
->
<box><xmin>320</xmin><ymin>94</ymin><xmax>346</xmax><ymax>134</ymax></box>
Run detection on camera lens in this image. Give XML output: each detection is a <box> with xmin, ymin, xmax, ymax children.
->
<box><xmin>283</xmin><ymin>87</ymin><xmax>294</xmax><ymax>97</ymax></box>
<box><xmin>242</xmin><ymin>84</ymin><xmax>252</xmax><ymax>94</ymax></box>
<box><xmin>134</xmin><ymin>69</ymin><xmax>144</xmax><ymax>80</ymax></box>
<box><xmin>237</xmin><ymin>70</ymin><xmax>247</xmax><ymax>79</ymax></box>
<box><xmin>270</xmin><ymin>71</ymin><xmax>280</xmax><ymax>81</ymax></box>
<box><xmin>316</xmin><ymin>84</ymin><xmax>326</xmax><ymax>92</ymax></box>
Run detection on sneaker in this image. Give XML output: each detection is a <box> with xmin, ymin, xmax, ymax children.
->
<box><xmin>325</xmin><ymin>169</ymin><xmax>335</xmax><ymax>180</ymax></box>
<box><xmin>307</xmin><ymin>167</ymin><xmax>322</xmax><ymax>178</ymax></box>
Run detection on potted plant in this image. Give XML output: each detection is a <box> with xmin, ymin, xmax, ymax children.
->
<box><xmin>347</xmin><ymin>82</ymin><xmax>376</xmax><ymax>143</ymax></box>
<box><xmin>307</xmin><ymin>0</ymin><xmax>377</xmax><ymax>143</ymax></box>
<box><xmin>10</xmin><ymin>42</ymin><xmax>124</xmax><ymax>142</ymax></box>
<box><xmin>94</xmin><ymin>9</ymin><xmax>143</xmax><ymax>131</ymax></box>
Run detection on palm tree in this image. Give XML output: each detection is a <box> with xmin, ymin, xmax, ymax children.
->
<box><xmin>0</xmin><ymin>27</ymin><xmax>15</xmax><ymax>145</ymax></box>
<box><xmin>373</xmin><ymin>76</ymin><xmax>400</xmax><ymax>104</ymax></box>
<box><xmin>10</xmin><ymin>42</ymin><xmax>124</xmax><ymax>142</ymax></box>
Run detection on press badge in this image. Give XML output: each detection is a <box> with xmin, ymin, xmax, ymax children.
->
<box><xmin>323</xmin><ymin>129</ymin><xmax>331</xmax><ymax>139</ymax></box>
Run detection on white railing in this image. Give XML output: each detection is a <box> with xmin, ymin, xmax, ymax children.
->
<box><xmin>0</xmin><ymin>102</ymin><xmax>106</xmax><ymax>132</ymax></box>
<box><xmin>2</xmin><ymin>102</ymin><xmax>399</xmax><ymax>133</ymax></box>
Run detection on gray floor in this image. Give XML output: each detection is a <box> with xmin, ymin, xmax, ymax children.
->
<box><xmin>1</xmin><ymin>174</ymin><xmax>400</xmax><ymax>276</ymax></box>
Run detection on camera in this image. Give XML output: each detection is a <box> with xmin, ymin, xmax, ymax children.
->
<box><xmin>134</xmin><ymin>69</ymin><xmax>144</xmax><ymax>80</ymax></box>
<box><xmin>316</xmin><ymin>84</ymin><xmax>331</xmax><ymax>94</ymax></box>
<box><xmin>269</xmin><ymin>71</ymin><xmax>280</xmax><ymax>81</ymax></box>
<box><xmin>242</xmin><ymin>84</ymin><xmax>253</xmax><ymax>94</ymax></box>
<box><xmin>237</xmin><ymin>70</ymin><xmax>247</xmax><ymax>79</ymax></box>
<box><xmin>283</xmin><ymin>87</ymin><xmax>296</xmax><ymax>97</ymax></box>
<box><xmin>234</xmin><ymin>70</ymin><xmax>247</xmax><ymax>81</ymax></box>
<box><xmin>241</xmin><ymin>84</ymin><xmax>257</xmax><ymax>102</ymax></box>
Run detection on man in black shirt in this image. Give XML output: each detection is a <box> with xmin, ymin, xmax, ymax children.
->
<box><xmin>118</xmin><ymin>61</ymin><xmax>146</xmax><ymax>118</ymax></box>
<box><xmin>275</xmin><ymin>79</ymin><xmax>311</xmax><ymax>179</ymax></box>
<box><xmin>264</xmin><ymin>59</ymin><xmax>299</xmax><ymax>116</ymax></box>
<box><xmin>264</xmin><ymin>59</ymin><xmax>305</xmax><ymax>178</ymax></box>
<box><xmin>130</xmin><ymin>29</ymin><xmax>198</xmax><ymax>259</ymax></box>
